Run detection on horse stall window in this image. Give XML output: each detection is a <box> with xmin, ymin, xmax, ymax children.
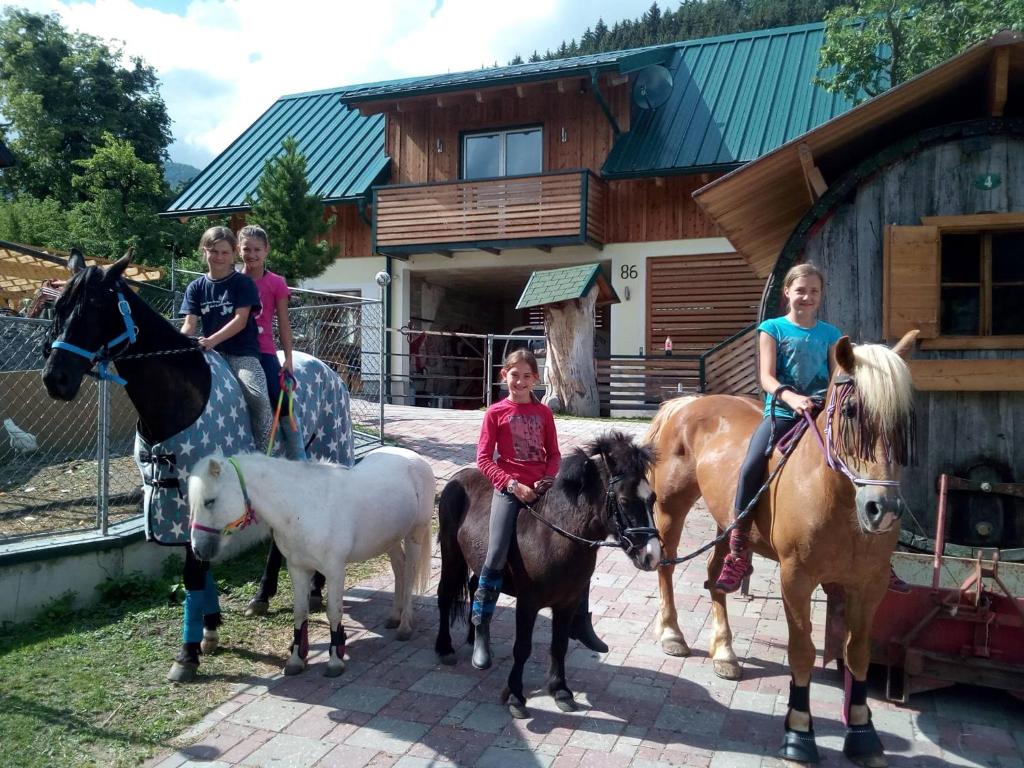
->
<box><xmin>940</xmin><ymin>230</ymin><xmax>1024</xmax><ymax>336</ymax></box>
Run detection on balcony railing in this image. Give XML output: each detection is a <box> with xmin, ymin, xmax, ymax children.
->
<box><xmin>372</xmin><ymin>169</ymin><xmax>606</xmax><ymax>257</ymax></box>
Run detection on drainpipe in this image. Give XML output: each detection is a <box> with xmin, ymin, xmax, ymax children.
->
<box><xmin>374</xmin><ymin>257</ymin><xmax>393</xmax><ymax>408</ymax></box>
<box><xmin>590</xmin><ymin>69</ymin><xmax>621</xmax><ymax>137</ymax></box>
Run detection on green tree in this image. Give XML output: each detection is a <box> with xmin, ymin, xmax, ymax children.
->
<box><xmin>0</xmin><ymin>197</ymin><xmax>69</xmax><ymax>248</ymax></box>
<box><xmin>245</xmin><ymin>137</ymin><xmax>339</xmax><ymax>283</ymax></box>
<box><xmin>818</xmin><ymin>0</ymin><xmax>1024</xmax><ymax>102</ymax></box>
<box><xmin>65</xmin><ymin>132</ymin><xmax>166</xmax><ymax>262</ymax></box>
<box><xmin>0</xmin><ymin>8</ymin><xmax>171</xmax><ymax>203</ymax></box>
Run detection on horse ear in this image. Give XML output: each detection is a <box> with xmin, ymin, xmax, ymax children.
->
<box><xmin>833</xmin><ymin>336</ymin><xmax>855</xmax><ymax>373</ymax></box>
<box><xmin>103</xmin><ymin>248</ymin><xmax>134</xmax><ymax>284</ymax></box>
<box><xmin>208</xmin><ymin>459</ymin><xmax>221</xmax><ymax>478</ymax></box>
<box><xmin>68</xmin><ymin>248</ymin><xmax>86</xmax><ymax>275</ymax></box>
<box><xmin>891</xmin><ymin>329</ymin><xmax>919</xmax><ymax>360</ymax></box>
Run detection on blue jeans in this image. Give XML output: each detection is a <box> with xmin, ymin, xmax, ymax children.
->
<box><xmin>259</xmin><ymin>352</ymin><xmax>306</xmax><ymax>460</ymax></box>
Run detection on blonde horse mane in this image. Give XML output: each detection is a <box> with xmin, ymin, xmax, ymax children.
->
<box><xmin>844</xmin><ymin>342</ymin><xmax>916</xmax><ymax>465</ymax></box>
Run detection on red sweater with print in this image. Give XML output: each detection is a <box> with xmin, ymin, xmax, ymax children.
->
<box><xmin>476</xmin><ymin>398</ymin><xmax>561</xmax><ymax>491</ymax></box>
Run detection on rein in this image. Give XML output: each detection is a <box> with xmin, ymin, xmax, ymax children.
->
<box><xmin>50</xmin><ymin>289</ymin><xmax>200</xmax><ymax>386</ymax></box>
<box><xmin>190</xmin><ymin>457</ymin><xmax>258</xmax><ymax>536</ymax></box>
<box><xmin>522</xmin><ymin>471</ymin><xmax>658</xmax><ymax>552</ymax></box>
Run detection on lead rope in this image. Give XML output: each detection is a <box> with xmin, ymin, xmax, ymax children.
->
<box><xmin>266</xmin><ymin>369</ymin><xmax>298</xmax><ymax>455</ymax></box>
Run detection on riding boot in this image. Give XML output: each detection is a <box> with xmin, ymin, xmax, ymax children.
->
<box><xmin>714</xmin><ymin>512</ymin><xmax>755</xmax><ymax>594</ymax></box>
<box><xmin>471</xmin><ymin>569</ymin><xmax>502</xmax><ymax>670</ymax></box>
<box><xmin>569</xmin><ymin>581</ymin><xmax>608</xmax><ymax>653</ymax></box>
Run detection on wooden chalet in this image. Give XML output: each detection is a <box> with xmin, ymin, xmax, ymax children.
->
<box><xmin>166</xmin><ymin>22</ymin><xmax>857</xmax><ymax>412</ymax></box>
<box><xmin>694</xmin><ymin>31</ymin><xmax>1024</xmax><ymax>552</ymax></box>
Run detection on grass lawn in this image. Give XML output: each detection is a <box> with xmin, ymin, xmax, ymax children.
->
<box><xmin>0</xmin><ymin>545</ymin><xmax>388</xmax><ymax>768</ymax></box>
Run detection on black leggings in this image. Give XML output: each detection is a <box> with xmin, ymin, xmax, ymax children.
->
<box><xmin>734</xmin><ymin>415</ymin><xmax>799</xmax><ymax>513</ymax></box>
<box><xmin>483</xmin><ymin>490</ymin><xmax>522</xmax><ymax>574</ymax></box>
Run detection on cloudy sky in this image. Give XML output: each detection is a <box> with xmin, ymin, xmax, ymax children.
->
<box><xmin>10</xmin><ymin>0</ymin><xmax>660</xmax><ymax>168</ymax></box>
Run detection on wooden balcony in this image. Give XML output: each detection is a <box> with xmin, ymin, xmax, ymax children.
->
<box><xmin>372</xmin><ymin>169</ymin><xmax>606</xmax><ymax>257</ymax></box>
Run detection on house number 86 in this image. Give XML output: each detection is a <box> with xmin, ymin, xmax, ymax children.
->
<box><xmin>620</xmin><ymin>265</ymin><xmax>638</xmax><ymax>279</ymax></box>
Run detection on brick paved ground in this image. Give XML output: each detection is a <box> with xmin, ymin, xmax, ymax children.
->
<box><xmin>147</xmin><ymin>405</ymin><xmax>1024</xmax><ymax>768</ymax></box>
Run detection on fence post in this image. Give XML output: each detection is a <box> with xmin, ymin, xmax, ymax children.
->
<box><xmin>485</xmin><ymin>334</ymin><xmax>494</xmax><ymax>407</ymax></box>
<box><xmin>96</xmin><ymin>378</ymin><xmax>110</xmax><ymax>535</ymax></box>
<box><xmin>376</xmin><ymin>273</ymin><xmax>389</xmax><ymax>444</ymax></box>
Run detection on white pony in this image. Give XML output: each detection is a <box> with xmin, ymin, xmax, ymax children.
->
<box><xmin>188</xmin><ymin>447</ymin><xmax>435</xmax><ymax>677</ymax></box>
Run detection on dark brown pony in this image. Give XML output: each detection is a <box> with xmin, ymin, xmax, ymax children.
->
<box><xmin>645</xmin><ymin>332</ymin><xmax>917</xmax><ymax>767</ymax></box>
<box><xmin>434</xmin><ymin>431</ymin><xmax>661</xmax><ymax>719</ymax></box>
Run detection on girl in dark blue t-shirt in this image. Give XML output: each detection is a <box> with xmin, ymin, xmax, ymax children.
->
<box><xmin>180</xmin><ymin>226</ymin><xmax>272</xmax><ymax>450</ymax></box>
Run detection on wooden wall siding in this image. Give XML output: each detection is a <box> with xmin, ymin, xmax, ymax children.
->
<box><xmin>606</xmin><ymin>176</ymin><xmax>723</xmax><ymax>244</ymax></box>
<box><xmin>384</xmin><ymin>79</ymin><xmax>630</xmax><ymax>185</ymax></box>
<box><xmin>798</xmin><ymin>134</ymin><xmax>1024</xmax><ymax>534</ymax></box>
<box><xmin>597</xmin><ymin>357</ymin><xmax>703</xmax><ymax>412</ymax></box>
<box><xmin>375</xmin><ymin>172</ymin><xmax>600</xmax><ymax>249</ymax></box>
<box><xmin>646</xmin><ymin>252</ymin><xmax>761</xmax><ymax>353</ymax></box>
<box><xmin>323</xmin><ymin>204</ymin><xmax>372</xmax><ymax>258</ymax></box>
<box><xmin>704</xmin><ymin>325</ymin><xmax>759</xmax><ymax>395</ymax></box>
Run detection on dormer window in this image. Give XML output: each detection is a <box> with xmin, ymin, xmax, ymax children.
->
<box><xmin>462</xmin><ymin>126</ymin><xmax>542</xmax><ymax>180</ymax></box>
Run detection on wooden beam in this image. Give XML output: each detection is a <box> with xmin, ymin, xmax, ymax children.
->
<box><xmin>480</xmin><ymin>247</ymin><xmax>501</xmax><ymax>255</ymax></box>
<box><xmin>988</xmin><ymin>47</ymin><xmax>1010</xmax><ymax>117</ymax></box>
<box><xmin>908</xmin><ymin>359</ymin><xmax>1024</xmax><ymax>391</ymax></box>
<box><xmin>797</xmin><ymin>143</ymin><xmax>827</xmax><ymax>202</ymax></box>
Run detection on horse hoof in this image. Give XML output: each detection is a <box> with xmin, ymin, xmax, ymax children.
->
<box><xmin>553</xmin><ymin>692</ymin><xmax>578</xmax><ymax>713</ymax></box>
<box><xmin>324</xmin><ymin>661</ymin><xmax>346</xmax><ymax>678</ymax></box>
<box><xmin>779</xmin><ymin>727</ymin><xmax>820</xmax><ymax>764</ymax></box>
<box><xmin>713</xmin><ymin>659</ymin><xmax>742</xmax><ymax>680</ymax></box>
<box><xmin>200</xmin><ymin>630</ymin><xmax>219</xmax><ymax>655</ymax></box>
<box><xmin>844</xmin><ymin>722</ymin><xmax>887</xmax><ymax>767</ymax></box>
<box><xmin>661</xmin><ymin>638</ymin><xmax>691</xmax><ymax>657</ymax></box>
<box><xmin>167</xmin><ymin>660</ymin><xmax>197</xmax><ymax>683</ymax></box>
<box><xmin>283</xmin><ymin>659</ymin><xmax>307</xmax><ymax>676</ymax></box>
<box><xmin>309</xmin><ymin>593</ymin><xmax>324</xmax><ymax>613</ymax></box>
<box><xmin>438</xmin><ymin>653</ymin><xmax>457</xmax><ymax>666</ymax></box>
<box><xmin>384</xmin><ymin>617</ymin><xmax>400</xmax><ymax>629</ymax></box>
<box><xmin>507</xmin><ymin>697</ymin><xmax>529</xmax><ymax>719</ymax></box>
<box><xmin>395</xmin><ymin>627</ymin><xmax>413</xmax><ymax>641</ymax></box>
<box><xmin>244</xmin><ymin>599</ymin><xmax>269</xmax><ymax>617</ymax></box>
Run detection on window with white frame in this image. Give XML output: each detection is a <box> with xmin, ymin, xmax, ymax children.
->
<box><xmin>462</xmin><ymin>127</ymin><xmax>542</xmax><ymax>179</ymax></box>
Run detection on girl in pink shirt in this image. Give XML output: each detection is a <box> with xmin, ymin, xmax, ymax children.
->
<box><xmin>471</xmin><ymin>349</ymin><xmax>605</xmax><ymax>668</ymax></box>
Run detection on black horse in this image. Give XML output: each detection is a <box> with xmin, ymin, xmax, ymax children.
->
<box><xmin>435</xmin><ymin>431</ymin><xmax>662</xmax><ymax>719</ymax></box>
<box><xmin>40</xmin><ymin>250</ymin><xmax>351</xmax><ymax>681</ymax></box>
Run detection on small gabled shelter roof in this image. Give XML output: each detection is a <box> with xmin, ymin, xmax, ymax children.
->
<box><xmin>693</xmin><ymin>31</ymin><xmax>1024</xmax><ymax>279</ymax></box>
<box><xmin>516</xmin><ymin>264</ymin><xmax>619</xmax><ymax>310</ymax></box>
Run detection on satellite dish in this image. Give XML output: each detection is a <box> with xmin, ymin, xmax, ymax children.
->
<box><xmin>632</xmin><ymin>64</ymin><xmax>674</xmax><ymax>111</ymax></box>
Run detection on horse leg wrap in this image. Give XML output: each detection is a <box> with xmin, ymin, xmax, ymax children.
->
<box><xmin>202</xmin><ymin>569</ymin><xmax>220</xmax><ymax>616</ymax></box>
<box><xmin>330</xmin><ymin>623</ymin><xmax>346</xmax><ymax>659</ymax></box>
<box><xmin>291</xmin><ymin>620</ymin><xmax>310</xmax><ymax>661</ymax></box>
<box><xmin>183</xmin><ymin>589</ymin><xmax>204</xmax><ymax>645</ymax></box>
<box><xmin>788</xmin><ymin>679</ymin><xmax>811</xmax><ymax>713</ymax></box>
<box><xmin>844</xmin><ymin>675</ymin><xmax>869</xmax><ymax>726</ymax></box>
<box><xmin>471</xmin><ymin>570</ymin><xmax>502</xmax><ymax>626</ymax></box>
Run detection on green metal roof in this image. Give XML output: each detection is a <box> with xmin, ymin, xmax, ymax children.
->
<box><xmin>336</xmin><ymin>45</ymin><xmax>678</xmax><ymax>103</ymax></box>
<box><xmin>603</xmin><ymin>22</ymin><xmax>854</xmax><ymax>177</ymax></box>
<box><xmin>163</xmin><ymin>88</ymin><xmax>391</xmax><ymax>217</ymax></box>
<box><xmin>516</xmin><ymin>264</ymin><xmax>618</xmax><ymax>309</ymax></box>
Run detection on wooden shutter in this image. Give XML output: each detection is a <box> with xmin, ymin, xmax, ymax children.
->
<box><xmin>883</xmin><ymin>225</ymin><xmax>940</xmax><ymax>339</ymax></box>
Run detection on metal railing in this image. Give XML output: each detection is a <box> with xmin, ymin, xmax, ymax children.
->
<box><xmin>1</xmin><ymin>277</ymin><xmax>384</xmax><ymax>544</ymax></box>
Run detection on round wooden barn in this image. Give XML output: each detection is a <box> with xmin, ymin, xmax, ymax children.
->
<box><xmin>693</xmin><ymin>32</ymin><xmax>1024</xmax><ymax>558</ymax></box>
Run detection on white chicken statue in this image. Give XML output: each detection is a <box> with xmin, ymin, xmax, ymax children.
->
<box><xmin>4</xmin><ymin>418</ymin><xmax>38</xmax><ymax>454</ymax></box>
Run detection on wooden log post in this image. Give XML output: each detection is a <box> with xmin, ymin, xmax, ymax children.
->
<box><xmin>542</xmin><ymin>289</ymin><xmax>599</xmax><ymax>416</ymax></box>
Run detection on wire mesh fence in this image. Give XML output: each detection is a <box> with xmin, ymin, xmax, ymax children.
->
<box><xmin>0</xmin><ymin>276</ymin><xmax>383</xmax><ymax>544</ymax></box>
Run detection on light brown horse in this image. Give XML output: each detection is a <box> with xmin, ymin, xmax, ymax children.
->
<box><xmin>646</xmin><ymin>331</ymin><xmax>917</xmax><ymax>767</ymax></box>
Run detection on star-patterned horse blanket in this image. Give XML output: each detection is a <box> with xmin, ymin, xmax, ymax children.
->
<box><xmin>134</xmin><ymin>350</ymin><xmax>354</xmax><ymax>544</ymax></box>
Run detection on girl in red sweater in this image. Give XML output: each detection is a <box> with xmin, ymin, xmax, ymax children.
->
<box><xmin>471</xmin><ymin>349</ymin><xmax>604</xmax><ymax>668</ymax></box>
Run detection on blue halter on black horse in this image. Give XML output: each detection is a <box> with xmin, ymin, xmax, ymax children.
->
<box><xmin>40</xmin><ymin>249</ymin><xmax>354</xmax><ymax>682</ymax></box>
<box><xmin>435</xmin><ymin>431</ymin><xmax>662</xmax><ymax>719</ymax></box>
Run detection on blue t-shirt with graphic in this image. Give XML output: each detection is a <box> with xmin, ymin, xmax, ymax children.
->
<box><xmin>179</xmin><ymin>272</ymin><xmax>261</xmax><ymax>356</ymax></box>
<box><xmin>759</xmin><ymin>316</ymin><xmax>842</xmax><ymax>417</ymax></box>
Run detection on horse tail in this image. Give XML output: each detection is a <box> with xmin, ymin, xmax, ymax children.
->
<box><xmin>410</xmin><ymin>462</ymin><xmax>436</xmax><ymax>597</ymax></box>
<box><xmin>437</xmin><ymin>476</ymin><xmax>471</xmax><ymax>625</ymax></box>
